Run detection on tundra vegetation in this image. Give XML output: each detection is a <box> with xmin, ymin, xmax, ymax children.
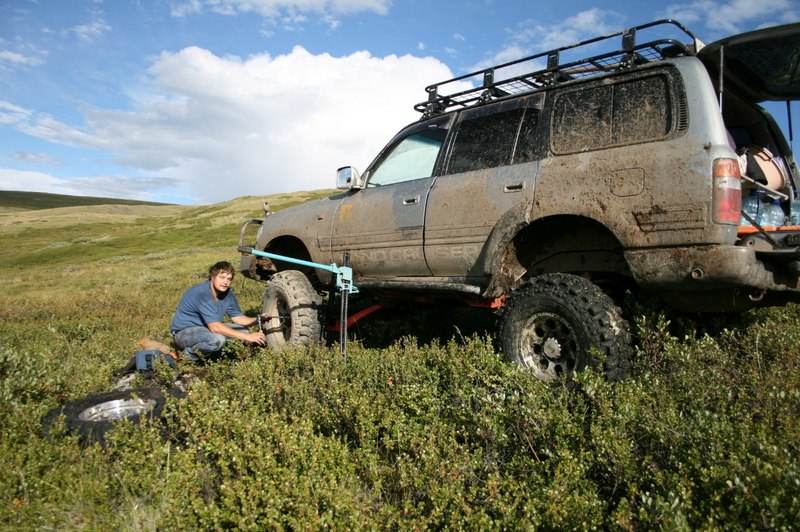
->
<box><xmin>0</xmin><ymin>191</ymin><xmax>798</xmax><ymax>529</ymax></box>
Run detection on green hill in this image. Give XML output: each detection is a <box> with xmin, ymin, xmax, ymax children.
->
<box><xmin>0</xmin><ymin>190</ymin><xmax>172</xmax><ymax>211</ymax></box>
<box><xmin>0</xmin><ymin>190</ymin><xmax>336</xmax><ymax>273</ymax></box>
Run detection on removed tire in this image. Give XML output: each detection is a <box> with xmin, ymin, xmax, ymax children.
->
<box><xmin>261</xmin><ymin>269</ymin><xmax>323</xmax><ymax>350</ymax></box>
<box><xmin>43</xmin><ymin>386</ymin><xmax>166</xmax><ymax>446</ymax></box>
<box><xmin>498</xmin><ymin>273</ymin><xmax>631</xmax><ymax>383</ymax></box>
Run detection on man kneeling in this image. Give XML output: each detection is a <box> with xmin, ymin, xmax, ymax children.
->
<box><xmin>171</xmin><ymin>261</ymin><xmax>266</xmax><ymax>362</ymax></box>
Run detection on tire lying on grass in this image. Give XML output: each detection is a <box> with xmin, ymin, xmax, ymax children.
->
<box><xmin>497</xmin><ymin>273</ymin><xmax>632</xmax><ymax>384</ymax></box>
<box><xmin>261</xmin><ymin>269</ymin><xmax>323</xmax><ymax>351</ymax></box>
<box><xmin>43</xmin><ymin>386</ymin><xmax>166</xmax><ymax>446</ymax></box>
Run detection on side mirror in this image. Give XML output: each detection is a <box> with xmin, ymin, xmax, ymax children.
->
<box><xmin>336</xmin><ymin>166</ymin><xmax>365</xmax><ymax>190</ymax></box>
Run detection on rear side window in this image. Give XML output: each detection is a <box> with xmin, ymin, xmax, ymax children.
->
<box><xmin>447</xmin><ymin>93</ymin><xmax>544</xmax><ymax>174</ymax></box>
<box><xmin>551</xmin><ymin>72</ymin><xmax>678</xmax><ymax>154</ymax></box>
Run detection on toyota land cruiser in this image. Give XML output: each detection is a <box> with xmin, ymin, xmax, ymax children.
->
<box><xmin>239</xmin><ymin>19</ymin><xmax>800</xmax><ymax>383</ymax></box>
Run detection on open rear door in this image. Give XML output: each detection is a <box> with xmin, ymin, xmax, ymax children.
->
<box><xmin>698</xmin><ymin>23</ymin><xmax>800</xmax><ymax>103</ymax></box>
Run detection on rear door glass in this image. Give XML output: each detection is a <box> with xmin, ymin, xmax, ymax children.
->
<box><xmin>447</xmin><ymin>92</ymin><xmax>544</xmax><ymax>174</ymax></box>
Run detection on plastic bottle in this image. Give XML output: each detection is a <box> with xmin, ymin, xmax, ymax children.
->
<box><xmin>740</xmin><ymin>190</ymin><xmax>761</xmax><ymax>226</ymax></box>
<box><xmin>790</xmin><ymin>193</ymin><xmax>800</xmax><ymax>226</ymax></box>
<box><xmin>761</xmin><ymin>198</ymin><xmax>786</xmax><ymax>227</ymax></box>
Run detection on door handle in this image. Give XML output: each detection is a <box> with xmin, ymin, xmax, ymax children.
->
<box><xmin>402</xmin><ymin>195</ymin><xmax>420</xmax><ymax>205</ymax></box>
<box><xmin>504</xmin><ymin>183</ymin><xmax>524</xmax><ymax>192</ymax></box>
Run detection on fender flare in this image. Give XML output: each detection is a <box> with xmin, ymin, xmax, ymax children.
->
<box><xmin>480</xmin><ymin>201</ymin><xmax>533</xmax><ymax>298</ymax></box>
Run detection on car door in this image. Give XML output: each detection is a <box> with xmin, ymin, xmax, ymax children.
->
<box><xmin>424</xmin><ymin>94</ymin><xmax>543</xmax><ymax>277</ymax></box>
<box><xmin>330</xmin><ymin>116</ymin><xmax>451</xmax><ymax>278</ymax></box>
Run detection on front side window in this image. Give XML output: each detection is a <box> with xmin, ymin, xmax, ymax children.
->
<box><xmin>368</xmin><ymin>125</ymin><xmax>448</xmax><ymax>187</ymax></box>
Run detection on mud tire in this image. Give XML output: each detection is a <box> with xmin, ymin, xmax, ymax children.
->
<box><xmin>262</xmin><ymin>270</ymin><xmax>323</xmax><ymax>351</ymax></box>
<box><xmin>497</xmin><ymin>273</ymin><xmax>631</xmax><ymax>383</ymax></box>
<box><xmin>42</xmin><ymin>386</ymin><xmax>166</xmax><ymax>446</ymax></box>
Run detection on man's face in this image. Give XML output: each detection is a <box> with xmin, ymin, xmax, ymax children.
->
<box><xmin>211</xmin><ymin>271</ymin><xmax>234</xmax><ymax>294</ymax></box>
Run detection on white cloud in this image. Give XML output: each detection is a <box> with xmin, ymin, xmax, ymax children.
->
<box><xmin>513</xmin><ymin>9</ymin><xmax>625</xmax><ymax>52</ymax></box>
<box><xmin>0</xmin><ymin>100</ymin><xmax>32</xmax><ymax>124</ymax></box>
<box><xmin>60</xmin><ymin>7</ymin><xmax>113</xmax><ymax>43</ymax></box>
<box><xmin>0</xmin><ymin>168</ymin><xmax>173</xmax><ymax>201</ymax></box>
<box><xmin>472</xmin><ymin>44</ymin><xmax>529</xmax><ymax>71</ymax></box>
<box><xmin>19</xmin><ymin>114</ymin><xmax>105</xmax><ymax>150</ymax></box>
<box><xmin>324</xmin><ymin>15</ymin><xmax>341</xmax><ymax>30</ymax></box>
<box><xmin>472</xmin><ymin>2</ymin><xmax>797</xmax><ymax>78</ymax></box>
<box><xmin>171</xmin><ymin>0</ymin><xmax>391</xmax><ymax>18</ymax></box>
<box><xmin>0</xmin><ymin>49</ymin><xmax>45</xmax><ymax>67</ymax></box>
<box><xmin>470</xmin><ymin>9</ymin><xmax>626</xmax><ymax>76</ymax></box>
<box><xmin>0</xmin><ymin>36</ymin><xmax>47</xmax><ymax>69</ymax></box>
<box><xmin>662</xmin><ymin>0</ymin><xmax>800</xmax><ymax>35</ymax></box>
<box><xmin>0</xmin><ymin>168</ymin><xmax>80</xmax><ymax>196</ymax></box>
<box><xmin>70</xmin><ymin>18</ymin><xmax>112</xmax><ymax>42</ymax></box>
<box><xmin>170</xmin><ymin>0</ymin><xmax>200</xmax><ymax>17</ymax></box>
<box><xmin>6</xmin><ymin>47</ymin><xmax>466</xmax><ymax>203</ymax></box>
<box><xmin>12</xmin><ymin>151</ymin><xmax>62</xmax><ymax>166</ymax></box>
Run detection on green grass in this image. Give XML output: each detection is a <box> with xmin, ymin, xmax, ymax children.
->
<box><xmin>0</xmin><ymin>190</ymin><xmax>798</xmax><ymax>529</ymax></box>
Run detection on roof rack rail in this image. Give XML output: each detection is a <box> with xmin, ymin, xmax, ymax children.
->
<box><xmin>415</xmin><ymin>19</ymin><xmax>701</xmax><ymax>117</ymax></box>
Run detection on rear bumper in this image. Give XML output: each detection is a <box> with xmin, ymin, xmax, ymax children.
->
<box><xmin>625</xmin><ymin>244</ymin><xmax>800</xmax><ymax>293</ymax></box>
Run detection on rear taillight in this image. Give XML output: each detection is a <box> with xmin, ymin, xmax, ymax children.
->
<box><xmin>713</xmin><ymin>158</ymin><xmax>741</xmax><ymax>224</ymax></box>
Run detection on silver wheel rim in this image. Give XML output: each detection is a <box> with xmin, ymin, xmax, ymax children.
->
<box><xmin>78</xmin><ymin>398</ymin><xmax>157</xmax><ymax>422</ymax></box>
<box><xmin>518</xmin><ymin>311</ymin><xmax>580</xmax><ymax>382</ymax></box>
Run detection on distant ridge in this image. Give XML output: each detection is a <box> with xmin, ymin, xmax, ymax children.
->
<box><xmin>0</xmin><ymin>190</ymin><xmax>172</xmax><ymax>211</ymax></box>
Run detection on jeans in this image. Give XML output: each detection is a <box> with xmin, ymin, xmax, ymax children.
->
<box><xmin>172</xmin><ymin>324</ymin><xmax>248</xmax><ymax>363</ymax></box>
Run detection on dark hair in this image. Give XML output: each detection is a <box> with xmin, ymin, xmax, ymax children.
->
<box><xmin>208</xmin><ymin>261</ymin><xmax>235</xmax><ymax>279</ymax></box>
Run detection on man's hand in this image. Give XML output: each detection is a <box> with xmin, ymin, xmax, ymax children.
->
<box><xmin>209</xmin><ymin>321</ymin><xmax>268</xmax><ymax>346</ymax></box>
<box><xmin>243</xmin><ymin>330</ymin><xmax>266</xmax><ymax>346</ymax></box>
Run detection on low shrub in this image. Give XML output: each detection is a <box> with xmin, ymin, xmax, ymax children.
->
<box><xmin>1</xmin><ymin>200</ymin><xmax>798</xmax><ymax>528</ymax></box>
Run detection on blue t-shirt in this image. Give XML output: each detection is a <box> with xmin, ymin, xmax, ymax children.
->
<box><xmin>170</xmin><ymin>280</ymin><xmax>243</xmax><ymax>333</ymax></box>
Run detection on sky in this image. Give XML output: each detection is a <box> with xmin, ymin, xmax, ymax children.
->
<box><xmin>1</xmin><ymin>0</ymin><xmax>799</xmax><ymax>205</ymax></box>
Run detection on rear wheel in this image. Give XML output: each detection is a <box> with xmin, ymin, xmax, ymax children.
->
<box><xmin>261</xmin><ymin>270</ymin><xmax>323</xmax><ymax>350</ymax></box>
<box><xmin>497</xmin><ymin>273</ymin><xmax>631</xmax><ymax>383</ymax></box>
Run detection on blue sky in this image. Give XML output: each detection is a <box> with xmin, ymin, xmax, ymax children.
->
<box><xmin>1</xmin><ymin>0</ymin><xmax>799</xmax><ymax>204</ymax></box>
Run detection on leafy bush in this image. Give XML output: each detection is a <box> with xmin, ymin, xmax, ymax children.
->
<box><xmin>0</xmin><ymin>196</ymin><xmax>798</xmax><ymax>528</ymax></box>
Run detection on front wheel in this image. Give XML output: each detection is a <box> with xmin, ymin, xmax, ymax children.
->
<box><xmin>497</xmin><ymin>273</ymin><xmax>631</xmax><ymax>383</ymax></box>
<box><xmin>261</xmin><ymin>270</ymin><xmax>323</xmax><ymax>350</ymax></box>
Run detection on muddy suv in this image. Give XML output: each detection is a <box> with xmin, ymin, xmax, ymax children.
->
<box><xmin>239</xmin><ymin>20</ymin><xmax>800</xmax><ymax>382</ymax></box>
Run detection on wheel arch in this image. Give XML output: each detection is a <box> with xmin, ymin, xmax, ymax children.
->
<box><xmin>254</xmin><ymin>236</ymin><xmax>331</xmax><ymax>287</ymax></box>
<box><xmin>484</xmin><ymin>214</ymin><xmax>634</xmax><ymax>299</ymax></box>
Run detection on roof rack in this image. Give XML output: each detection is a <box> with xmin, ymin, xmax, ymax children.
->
<box><xmin>415</xmin><ymin>19</ymin><xmax>701</xmax><ymax>117</ymax></box>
